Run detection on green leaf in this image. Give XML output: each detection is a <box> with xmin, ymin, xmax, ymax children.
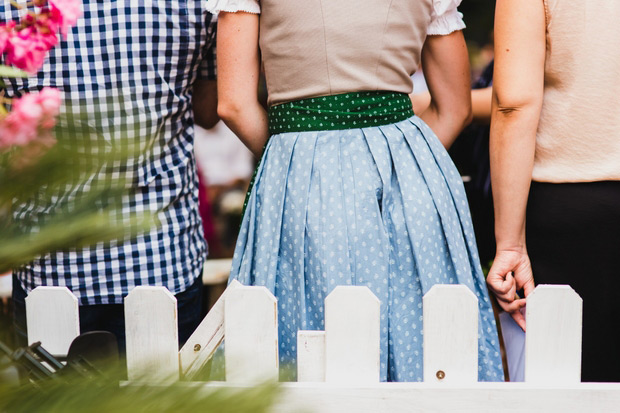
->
<box><xmin>0</xmin><ymin>65</ymin><xmax>29</xmax><ymax>78</ymax></box>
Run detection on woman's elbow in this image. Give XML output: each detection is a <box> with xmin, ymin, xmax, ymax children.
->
<box><xmin>217</xmin><ymin>99</ymin><xmax>243</xmax><ymax>123</ymax></box>
<box><xmin>449</xmin><ymin>99</ymin><xmax>473</xmax><ymax>131</ymax></box>
<box><xmin>460</xmin><ymin>102</ymin><xmax>474</xmax><ymax>128</ymax></box>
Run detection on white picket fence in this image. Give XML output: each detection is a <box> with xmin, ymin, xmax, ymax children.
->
<box><xmin>25</xmin><ymin>281</ymin><xmax>620</xmax><ymax>412</ymax></box>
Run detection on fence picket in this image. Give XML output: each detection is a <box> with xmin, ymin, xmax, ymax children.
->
<box><xmin>525</xmin><ymin>285</ymin><xmax>582</xmax><ymax>384</ymax></box>
<box><xmin>180</xmin><ymin>280</ymin><xmax>242</xmax><ymax>380</ymax></box>
<box><xmin>125</xmin><ymin>287</ymin><xmax>179</xmax><ymax>382</ymax></box>
<box><xmin>225</xmin><ymin>286</ymin><xmax>278</xmax><ymax>383</ymax></box>
<box><xmin>325</xmin><ymin>286</ymin><xmax>380</xmax><ymax>383</ymax></box>
<box><xmin>423</xmin><ymin>284</ymin><xmax>478</xmax><ymax>383</ymax></box>
<box><xmin>26</xmin><ymin>286</ymin><xmax>79</xmax><ymax>356</ymax></box>
<box><xmin>297</xmin><ymin>330</ymin><xmax>326</xmax><ymax>382</ymax></box>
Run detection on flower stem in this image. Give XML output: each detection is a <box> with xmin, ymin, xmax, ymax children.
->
<box><xmin>10</xmin><ymin>1</ymin><xmax>36</xmax><ymax>9</ymax></box>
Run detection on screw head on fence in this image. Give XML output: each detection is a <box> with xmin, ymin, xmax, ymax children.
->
<box><xmin>194</xmin><ymin>344</ymin><xmax>201</xmax><ymax>352</ymax></box>
<box><xmin>436</xmin><ymin>370</ymin><xmax>445</xmax><ymax>380</ymax></box>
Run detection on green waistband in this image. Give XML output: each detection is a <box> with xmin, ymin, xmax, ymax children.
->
<box><xmin>268</xmin><ymin>91</ymin><xmax>414</xmax><ymax>135</ymax></box>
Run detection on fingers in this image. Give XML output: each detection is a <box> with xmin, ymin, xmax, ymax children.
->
<box><xmin>521</xmin><ymin>276</ymin><xmax>536</xmax><ymax>298</ymax></box>
<box><xmin>487</xmin><ymin>265</ymin><xmax>517</xmax><ymax>303</ymax></box>
<box><xmin>509</xmin><ymin>306</ymin><xmax>527</xmax><ymax>332</ymax></box>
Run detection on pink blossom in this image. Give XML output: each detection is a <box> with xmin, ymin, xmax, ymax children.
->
<box><xmin>0</xmin><ymin>88</ymin><xmax>62</xmax><ymax>150</ymax></box>
<box><xmin>36</xmin><ymin>87</ymin><xmax>62</xmax><ymax>128</ymax></box>
<box><xmin>48</xmin><ymin>0</ymin><xmax>82</xmax><ymax>38</ymax></box>
<box><xmin>6</xmin><ymin>28</ymin><xmax>49</xmax><ymax>74</ymax></box>
<box><xmin>0</xmin><ymin>22</ymin><xmax>16</xmax><ymax>56</ymax></box>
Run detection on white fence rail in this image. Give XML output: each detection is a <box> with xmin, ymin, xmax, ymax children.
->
<box><xmin>25</xmin><ymin>283</ymin><xmax>620</xmax><ymax>412</ymax></box>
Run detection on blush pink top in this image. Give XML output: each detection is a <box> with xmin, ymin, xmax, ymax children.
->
<box><xmin>207</xmin><ymin>0</ymin><xmax>465</xmax><ymax>105</ymax></box>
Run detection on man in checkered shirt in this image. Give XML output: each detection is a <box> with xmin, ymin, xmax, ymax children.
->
<box><xmin>2</xmin><ymin>1</ymin><xmax>218</xmax><ymax>350</ymax></box>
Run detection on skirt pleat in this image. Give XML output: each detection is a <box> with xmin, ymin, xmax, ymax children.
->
<box><xmin>230</xmin><ymin>116</ymin><xmax>503</xmax><ymax>382</ymax></box>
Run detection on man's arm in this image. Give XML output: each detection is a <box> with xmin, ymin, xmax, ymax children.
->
<box><xmin>193</xmin><ymin>79</ymin><xmax>219</xmax><ymax>129</ymax></box>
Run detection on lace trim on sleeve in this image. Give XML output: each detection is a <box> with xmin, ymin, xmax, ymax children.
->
<box><xmin>428</xmin><ymin>8</ymin><xmax>466</xmax><ymax>36</ymax></box>
<box><xmin>205</xmin><ymin>0</ymin><xmax>260</xmax><ymax>15</ymax></box>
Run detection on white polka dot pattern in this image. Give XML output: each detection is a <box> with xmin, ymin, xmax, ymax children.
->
<box><xmin>229</xmin><ymin>115</ymin><xmax>503</xmax><ymax>382</ymax></box>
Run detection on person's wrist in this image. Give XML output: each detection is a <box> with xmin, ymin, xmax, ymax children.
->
<box><xmin>494</xmin><ymin>242</ymin><xmax>527</xmax><ymax>255</ymax></box>
<box><xmin>495</xmin><ymin>230</ymin><xmax>526</xmax><ymax>254</ymax></box>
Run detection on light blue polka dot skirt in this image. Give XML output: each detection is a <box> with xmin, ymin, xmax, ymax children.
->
<box><xmin>229</xmin><ymin>115</ymin><xmax>504</xmax><ymax>382</ymax></box>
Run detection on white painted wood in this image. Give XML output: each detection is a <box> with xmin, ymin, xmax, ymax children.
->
<box><xmin>297</xmin><ymin>330</ymin><xmax>326</xmax><ymax>382</ymax></box>
<box><xmin>525</xmin><ymin>285</ymin><xmax>582</xmax><ymax>384</ymax></box>
<box><xmin>125</xmin><ymin>286</ymin><xmax>179</xmax><ymax>382</ymax></box>
<box><xmin>267</xmin><ymin>382</ymin><xmax>620</xmax><ymax>413</ymax></box>
<box><xmin>225</xmin><ymin>285</ymin><xmax>278</xmax><ymax>383</ymax></box>
<box><xmin>180</xmin><ymin>280</ymin><xmax>242</xmax><ymax>379</ymax></box>
<box><xmin>325</xmin><ymin>286</ymin><xmax>381</xmax><ymax>383</ymax></box>
<box><xmin>26</xmin><ymin>287</ymin><xmax>79</xmax><ymax>356</ymax></box>
<box><xmin>423</xmin><ymin>284</ymin><xmax>478</xmax><ymax>383</ymax></box>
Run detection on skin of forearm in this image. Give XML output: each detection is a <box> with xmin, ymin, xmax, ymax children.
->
<box><xmin>420</xmin><ymin>100</ymin><xmax>471</xmax><ymax>149</ymax></box>
<box><xmin>471</xmin><ymin>87</ymin><xmax>493</xmax><ymax>124</ymax></box>
<box><xmin>490</xmin><ymin>104</ymin><xmax>539</xmax><ymax>251</ymax></box>
<box><xmin>217</xmin><ymin>12</ymin><xmax>269</xmax><ymax>159</ymax></box>
<box><xmin>218</xmin><ymin>101</ymin><xmax>269</xmax><ymax>158</ymax></box>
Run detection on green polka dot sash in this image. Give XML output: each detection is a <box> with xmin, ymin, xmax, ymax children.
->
<box><xmin>268</xmin><ymin>91</ymin><xmax>414</xmax><ymax>135</ymax></box>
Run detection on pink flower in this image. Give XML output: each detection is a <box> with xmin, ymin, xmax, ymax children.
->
<box><xmin>0</xmin><ymin>88</ymin><xmax>62</xmax><ymax>150</ymax></box>
<box><xmin>48</xmin><ymin>0</ymin><xmax>82</xmax><ymax>38</ymax></box>
<box><xmin>36</xmin><ymin>87</ymin><xmax>62</xmax><ymax>128</ymax></box>
<box><xmin>0</xmin><ymin>22</ymin><xmax>16</xmax><ymax>56</ymax></box>
<box><xmin>4</xmin><ymin>30</ymin><xmax>51</xmax><ymax>74</ymax></box>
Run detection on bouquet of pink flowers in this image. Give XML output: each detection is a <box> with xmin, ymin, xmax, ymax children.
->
<box><xmin>0</xmin><ymin>0</ymin><xmax>81</xmax><ymax>150</ymax></box>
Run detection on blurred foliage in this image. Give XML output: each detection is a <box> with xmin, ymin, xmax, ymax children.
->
<box><xmin>0</xmin><ymin>115</ymin><xmax>155</xmax><ymax>274</ymax></box>
<box><xmin>0</xmin><ymin>376</ymin><xmax>280</xmax><ymax>413</ymax></box>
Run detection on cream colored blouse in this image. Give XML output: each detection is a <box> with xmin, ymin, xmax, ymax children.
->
<box><xmin>532</xmin><ymin>0</ymin><xmax>620</xmax><ymax>183</ymax></box>
<box><xmin>208</xmin><ymin>0</ymin><xmax>466</xmax><ymax>105</ymax></box>
<box><xmin>207</xmin><ymin>0</ymin><xmax>465</xmax><ymax>35</ymax></box>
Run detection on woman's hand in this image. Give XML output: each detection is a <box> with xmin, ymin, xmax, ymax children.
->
<box><xmin>487</xmin><ymin>248</ymin><xmax>535</xmax><ymax>331</ymax></box>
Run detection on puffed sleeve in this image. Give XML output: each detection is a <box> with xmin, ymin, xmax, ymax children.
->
<box><xmin>205</xmin><ymin>0</ymin><xmax>260</xmax><ymax>15</ymax></box>
<box><xmin>427</xmin><ymin>0</ymin><xmax>466</xmax><ymax>36</ymax></box>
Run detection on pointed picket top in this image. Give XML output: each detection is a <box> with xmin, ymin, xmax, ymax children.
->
<box><xmin>525</xmin><ymin>285</ymin><xmax>582</xmax><ymax>384</ymax></box>
<box><xmin>225</xmin><ymin>285</ymin><xmax>278</xmax><ymax>383</ymax></box>
<box><xmin>423</xmin><ymin>284</ymin><xmax>478</xmax><ymax>383</ymax></box>
<box><xmin>26</xmin><ymin>286</ymin><xmax>79</xmax><ymax>356</ymax></box>
<box><xmin>325</xmin><ymin>286</ymin><xmax>381</xmax><ymax>383</ymax></box>
<box><xmin>180</xmin><ymin>280</ymin><xmax>243</xmax><ymax>379</ymax></box>
<box><xmin>297</xmin><ymin>330</ymin><xmax>326</xmax><ymax>382</ymax></box>
<box><xmin>125</xmin><ymin>286</ymin><xmax>179</xmax><ymax>382</ymax></box>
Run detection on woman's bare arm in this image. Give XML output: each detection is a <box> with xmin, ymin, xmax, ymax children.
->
<box><xmin>411</xmin><ymin>85</ymin><xmax>492</xmax><ymax>125</ymax></box>
<box><xmin>472</xmin><ymin>86</ymin><xmax>493</xmax><ymax>123</ymax></box>
<box><xmin>419</xmin><ymin>30</ymin><xmax>472</xmax><ymax>149</ymax></box>
<box><xmin>216</xmin><ymin>11</ymin><xmax>269</xmax><ymax>158</ymax></box>
<box><xmin>487</xmin><ymin>0</ymin><xmax>546</xmax><ymax>330</ymax></box>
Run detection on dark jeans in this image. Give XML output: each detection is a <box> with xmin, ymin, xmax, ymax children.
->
<box><xmin>527</xmin><ymin>181</ymin><xmax>620</xmax><ymax>382</ymax></box>
<box><xmin>12</xmin><ymin>275</ymin><xmax>204</xmax><ymax>354</ymax></box>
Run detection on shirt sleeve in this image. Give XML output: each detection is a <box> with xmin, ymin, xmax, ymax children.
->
<box><xmin>198</xmin><ymin>17</ymin><xmax>217</xmax><ymax>80</ymax></box>
<box><xmin>428</xmin><ymin>0</ymin><xmax>466</xmax><ymax>36</ymax></box>
<box><xmin>205</xmin><ymin>0</ymin><xmax>260</xmax><ymax>15</ymax></box>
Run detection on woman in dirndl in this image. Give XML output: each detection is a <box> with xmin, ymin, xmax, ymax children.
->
<box><xmin>208</xmin><ymin>0</ymin><xmax>504</xmax><ymax>382</ymax></box>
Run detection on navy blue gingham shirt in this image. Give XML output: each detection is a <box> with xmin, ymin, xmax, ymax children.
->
<box><xmin>1</xmin><ymin>1</ymin><xmax>216</xmax><ymax>305</ymax></box>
